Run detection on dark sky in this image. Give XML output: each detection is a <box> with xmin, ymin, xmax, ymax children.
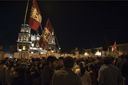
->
<box><xmin>0</xmin><ymin>1</ymin><xmax>128</xmax><ymax>53</ymax></box>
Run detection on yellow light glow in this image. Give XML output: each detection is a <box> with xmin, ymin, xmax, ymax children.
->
<box><xmin>95</xmin><ymin>50</ymin><xmax>101</xmax><ymax>56</ymax></box>
<box><xmin>23</xmin><ymin>46</ymin><xmax>25</xmax><ymax>50</ymax></box>
<box><xmin>84</xmin><ymin>52</ymin><xmax>89</xmax><ymax>56</ymax></box>
<box><xmin>23</xmin><ymin>35</ymin><xmax>26</xmax><ymax>39</ymax></box>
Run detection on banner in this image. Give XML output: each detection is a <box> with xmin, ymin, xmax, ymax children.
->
<box><xmin>39</xmin><ymin>18</ymin><xmax>53</xmax><ymax>49</ymax></box>
<box><xmin>29</xmin><ymin>0</ymin><xmax>42</xmax><ymax>31</ymax></box>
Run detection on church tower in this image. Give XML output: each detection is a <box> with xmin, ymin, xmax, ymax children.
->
<box><xmin>17</xmin><ymin>24</ymin><xmax>58</xmax><ymax>57</ymax></box>
<box><xmin>17</xmin><ymin>24</ymin><xmax>31</xmax><ymax>53</ymax></box>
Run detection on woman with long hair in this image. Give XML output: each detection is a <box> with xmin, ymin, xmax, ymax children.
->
<box><xmin>75</xmin><ymin>61</ymin><xmax>91</xmax><ymax>85</ymax></box>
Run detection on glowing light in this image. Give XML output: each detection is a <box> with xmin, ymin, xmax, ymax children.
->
<box><xmin>31</xmin><ymin>43</ymin><xmax>34</xmax><ymax>47</ymax></box>
<box><xmin>19</xmin><ymin>49</ymin><xmax>22</xmax><ymax>51</ymax></box>
<box><xmin>51</xmin><ymin>50</ymin><xmax>54</xmax><ymax>53</ymax></box>
<box><xmin>23</xmin><ymin>46</ymin><xmax>25</xmax><ymax>50</ymax></box>
<box><xmin>95</xmin><ymin>50</ymin><xmax>101</xmax><ymax>56</ymax></box>
<box><xmin>37</xmin><ymin>37</ymin><xmax>40</xmax><ymax>40</ymax></box>
<box><xmin>41</xmin><ymin>52</ymin><xmax>43</xmax><ymax>54</ymax></box>
<box><xmin>119</xmin><ymin>52</ymin><xmax>123</xmax><ymax>55</ymax></box>
<box><xmin>33</xmin><ymin>48</ymin><xmax>37</xmax><ymax>50</ymax></box>
<box><xmin>84</xmin><ymin>52</ymin><xmax>89</xmax><ymax>56</ymax></box>
<box><xmin>10</xmin><ymin>55</ymin><xmax>12</xmax><ymax>58</ymax></box>
<box><xmin>31</xmin><ymin>52</ymin><xmax>33</xmax><ymax>54</ymax></box>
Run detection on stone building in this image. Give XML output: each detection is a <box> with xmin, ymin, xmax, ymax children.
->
<box><xmin>17</xmin><ymin>24</ymin><xmax>58</xmax><ymax>58</ymax></box>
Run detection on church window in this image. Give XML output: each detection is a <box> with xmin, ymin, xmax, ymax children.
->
<box><xmin>37</xmin><ymin>37</ymin><xmax>40</xmax><ymax>40</ymax></box>
<box><xmin>31</xmin><ymin>43</ymin><xmax>34</xmax><ymax>47</ymax></box>
<box><xmin>23</xmin><ymin>46</ymin><xmax>25</xmax><ymax>50</ymax></box>
<box><xmin>23</xmin><ymin>35</ymin><xmax>26</xmax><ymax>40</ymax></box>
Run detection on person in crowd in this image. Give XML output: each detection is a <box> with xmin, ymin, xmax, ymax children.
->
<box><xmin>116</xmin><ymin>55</ymin><xmax>124</xmax><ymax>71</ymax></box>
<box><xmin>72</xmin><ymin>58</ymin><xmax>82</xmax><ymax>72</ymax></box>
<box><xmin>88</xmin><ymin>63</ymin><xmax>97</xmax><ymax>85</ymax></box>
<box><xmin>39</xmin><ymin>57</ymin><xmax>46</xmax><ymax>72</ymax></box>
<box><xmin>110</xmin><ymin>57</ymin><xmax>115</xmax><ymax>65</ymax></box>
<box><xmin>75</xmin><ymin>61</ymin><xmax>91</xmax><ymax>85</ymax></box>
<box><xmin>11</xmin><ymin>67</ymin><xmax>25</xmax><ymax>85</ymax></box>
<box><xmin>114</xmin><ymin>58</ymin><xmax>118</xmax><ymax>66</ymax></box>
<box><xmin>0</xmin><ymin>59</ymin><xmax>8</xmax><ymax>85</ymax></box>
<box><xmin>100</xmin><ymin>56</ymin><xmax>115</xmax><ymax>68</ymax></box>
<box><xmin>34</xmin><ymin>58</ymin><xmax>41</xmax><ymax>77</ymax></box>
<box><xmin>55</xmin><ymin>57</ymin><xmax>64</xmax><ymax>70</ymax></box>
<box><xmin>98</xmin><ymin>57</ymin><xmax>123</xmax><ymax>85</ymax></box>
<box><xmin>15</xmin><ymin>59</ymin><xmax>21</xmax><ymax>68</ymax></box>
<box><xmin>40</xmin><ymin>56</ymin><xmax>57</xmax><ymax>85</ymax></box>
<box><xmin>28</xmin><ymin>58</ymin><xmax>40</xmax><ymax>85</ymax></box>
<box><xmin>30</xmin><ymin>58</ymin><xmax>41</xmax><ymax>85</ymax></box>
<box><xmin>121</xmin><ymin>55</ymin><xmax>128</xmax><ymax>85</ymax></box>
<box><xmin>50</xmin><ymin>56</ymin><xmax>83</xmax><ymax>85</ymax></box>
<box><xmin>6</xmin><ymin>61</ymin><xmax>14</xmax><ymax>85</ymax></box>
<box><xmin>93</xmin><ymin>58</ymin><xmax>103</xmax><ymax>79</ymax></box>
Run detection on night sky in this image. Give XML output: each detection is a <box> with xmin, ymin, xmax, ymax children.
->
<box><xmin>1</xmin><ymin>1</ymin><xmax>128</xmax><ymax>53</ymax></box>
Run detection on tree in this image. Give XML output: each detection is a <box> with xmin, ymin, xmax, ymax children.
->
<box><xmin>91</xmin><ymin>47</ymin><xmax>97</xmax><ymax>55</ymax></box>
<box><xmin>67</xmin><ymin>49</ymin><xmax>75</xmax><ymax>55</ymax></box>
<box><xmin>103</xmin><ymin>36</ymin><xmax>110</xmax><ymax>51</ymax></box>
<box><xmin>78</xmin><ymin>48</ymin><xmax>85</xmax><ymax>54</ymax></box>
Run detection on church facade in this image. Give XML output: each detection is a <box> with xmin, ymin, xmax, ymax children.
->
<box><xmin>17</xmin><ymin>24</ymin><xmax>58</xmax><ymax>55</ymax></box>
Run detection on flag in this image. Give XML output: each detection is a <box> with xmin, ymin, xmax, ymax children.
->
<box><xmin>45</xmin><ymin>18</ymin><xmax>53</xmax><ymax>34</ymax></box>
<box><xmin>112</xmin><ymin>41</ymin><xmax>116</xmax><ymax>54</ymax></box>
<box><xmin>39</xmin><ymin>36</ymin><xmax>47</xmax><ymax>49</ymax></box>
<box><xmin>39</xmin><ymin>18</ymin><xmax>53</xmax><ymax>49</ymax></box>
<box><xmin>29</xmin><ymin>0</ymin><xmax>42</xmax><ymax>31</ymax></box>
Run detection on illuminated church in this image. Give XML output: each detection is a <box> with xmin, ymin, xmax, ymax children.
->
<box><xmin>17</xmin><ymin>24</ymin><xmax>58</xmax><ymax>54</ymax></box>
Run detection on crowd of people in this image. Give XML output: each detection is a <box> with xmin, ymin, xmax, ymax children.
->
<box><xmin>0</xmin><ymin>55</ymin><xmax>128</xmax><ymax>85</ymax></box>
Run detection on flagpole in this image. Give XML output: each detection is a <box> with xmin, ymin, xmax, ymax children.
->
<box><xmin>21</xmin><ymin>0</ymin><xmax>29</xmax><ymax>59</ymax></box>
<box><xmin>40</xmin><ymin>24</ymin><xmax>43</xmax><ymax>32</ymax></box>
<box><xmin>54</xmin><ymin>33</ymin><xmax>61</xmax><ymax>56</ymax></box>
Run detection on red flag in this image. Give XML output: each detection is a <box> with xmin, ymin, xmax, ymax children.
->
<box><xmin>39</xmin><ymin>36</ymin><xmax>47</xmax><ymax>49</ymax></box>
<box><xmin>29</xmin><ymin>0</ymin><xmax>42</xmax><ymax>31</ymax></box>
<box><xmin>39</xmin><ymin>18</ymin><xmax>53</xmax><ymax>49</ymax></box>
<box><xmin>45</xmin><ymin>18</ymin><xmax>53</xmax><ymax>34</ymax></box>
<box><xmin>113</xmin><ymin>41</ymin><xmax>116</xmax><ymax>54</ymax></box>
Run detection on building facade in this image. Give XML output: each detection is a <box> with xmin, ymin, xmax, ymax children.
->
<box><xmin>17</xmin><ymin>24</ymin><xmax>58</xmax><ymax>56</ymax></box>
<box><xmin>84</xmin><ymin>43</ymin><xmax>128</xmax><ymax>57</ymax></box>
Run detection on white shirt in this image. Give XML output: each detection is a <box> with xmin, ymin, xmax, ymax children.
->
<box><xmin>75</xmin><ymin>68</ymin><xmax>91</xmax><ymax>85</ymax></box>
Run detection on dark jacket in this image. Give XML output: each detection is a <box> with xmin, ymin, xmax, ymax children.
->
<box><xmin>11</xmin><ymin>77</ymin><xmax>24</xmax><ymax>85</ymax></box>
<box><xmin>122</xmin><ymin>60</ymin><xmax>128</xmax><ymax>78</ymax></box>
<box><xmin>98</xmin><ymin>64</ymin><xmax>123</xmax><ymax>85</ymax></box>
<box><xmin>50</xmin><ymin>68</ymin><xmax>83</xmax><ymax>85</ymax></box>
<box><xmin>40</xmin><ymin>65</ymin><xmax>54</xmax><ymax>85</ymax></box>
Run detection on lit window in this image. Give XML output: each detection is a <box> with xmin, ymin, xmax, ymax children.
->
<box><xmin>37</xmin><ymin>37</ymin><xmax>40</xmax><ymax>40</ymax></box>
<box><xmin>31</xmin><ymin>43</ymin><xmax>34</xmax><ymax>47</ymax></box>
<box><xmin>31</xmin><ymin>36</ymin><xmax>35</xmax><ymax>41</ymax></box>
<box><xmin>23</xmin><ymin>46</ymin><xmax>25</xmax><ymax>50</ymax></box>
<box><xmin>23</xmin><ymin>35</ymin><xmax>26</xmax><ymax>40</ymax></box>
